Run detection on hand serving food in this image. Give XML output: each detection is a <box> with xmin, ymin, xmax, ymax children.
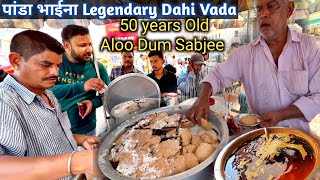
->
<box><xmin>186</xmin><ymin>96</ymin><xmax>210</xmax><ymax>124</ymax></box>
<box><xmin>260</xmin><ymin>110</ymin><xmax>282</xmax><ymax>127</ymax></box>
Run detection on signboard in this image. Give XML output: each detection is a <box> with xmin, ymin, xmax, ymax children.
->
<box><xmin>105</xmin><ymin>22</ymin><xmax>138</xmax><ymax>48</ymax></box>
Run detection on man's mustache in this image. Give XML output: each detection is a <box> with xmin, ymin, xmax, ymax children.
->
<box><xmin>43</xmin><ymin>76</ymin><xmax>58</xmax><ymax>80</ymax></box>
<box><xmin>260</xmin><ymin>20</ymin><xmax>271</xmax><ymax>27</ymax></box>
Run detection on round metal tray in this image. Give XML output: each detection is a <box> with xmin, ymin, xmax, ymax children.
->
<box><xmin>214</xmin><ymin>127</ymin><xmax>320</xmax><ymax>180</ymax></box>
<box><xmin>98</xmin><ymin>105</ymin><xmax>229</xmax><ymax>180</ymax></box>
<box><xmin>234</xmin><ymin>113</ymin><xmax>260</xmax><ymax>127</ymax></box>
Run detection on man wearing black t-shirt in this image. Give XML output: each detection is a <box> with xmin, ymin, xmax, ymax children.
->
<box><xmin>0</xmin><ymin>70</ymin><xmax>7</xmax><ymax>82</ymax></box>
<box><xmin>147</xmin><ymin>51</ymin><xmax>177</xmax><ymax>107</ymax></box>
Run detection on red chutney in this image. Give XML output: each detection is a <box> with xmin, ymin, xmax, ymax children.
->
<box><xmin>226</xmin><ymin>116</ymin><xmax>242</xmax><ymax>135</ymax></box>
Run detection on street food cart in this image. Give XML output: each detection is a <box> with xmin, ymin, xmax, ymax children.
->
<box><xmin>98</xmin><ymin>73</ymin><xmax>320</xmax><ymax>179</ymax></box>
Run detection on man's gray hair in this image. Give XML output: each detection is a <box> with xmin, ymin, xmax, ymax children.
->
<box><xmin>254</xmin><ymin>0</ymin><xmax>293</xmax><ymax>6</ymax></box>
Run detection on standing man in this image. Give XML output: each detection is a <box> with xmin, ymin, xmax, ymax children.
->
<box><xmin>187</xmin><ymin>0</ymin><xmax>320</xmax><ymax>133</ymax></box>
<box><xmin>199</xmin><ymin>52</ymin><xmax>210</xmax><ymax>76</ymax></box>
<box><xmin>178</xmin><ymin>53</ymin><xmax>205</xmax><ymax>102</ymax></box>
<box><xmin>171</xmin><ymin>55</ymin><xmax>177</xmax><ymax>66</ymax></box>
<box><xmin>0</xmin><ymin>30</ymin><xmax>102</xmax><ymax>179</ymax></box>
<box><xmin>147</xmin><ymin>51</ymin><xmax>177</xmax><ymax>107</ymax></box>
<box><xmin>136</xmin><ymin>54</ymin><xmax>147</xmax><ymax>74</ymax></box>
<box><xmin>51</xmin><ymin>25</ymin><xmax>110</xmax><ymax>135</ymax></box>
<box><xmin>110</xmin><ymin>50</ymin><xmax>142</xmax><ymax>81</ymax></box>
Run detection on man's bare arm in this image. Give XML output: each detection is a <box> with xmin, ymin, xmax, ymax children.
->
<box><xmin>260</xmin><ymin>105</ymin><xmax>304</xmax><ymax>127</ymax></box>
<box><xmin>73</xmin><ymin>134</ymin><xmax>101</xmax><ymax>150</ymax></box>
<box><xmin>0</xmin><ymin>149</ymin><xmax>101</xmax><ymax>179</ymax></box>
<box><xmin>279</xmin><ymin>105</ymin><xmax>304</xmax><ymax>120</ymax></box>
<box><xmin>186</xmin><ymin>82</ymin><xmax>213</xmax><ymax>123</ymax></box>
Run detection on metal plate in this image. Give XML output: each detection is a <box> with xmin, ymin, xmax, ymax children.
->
<box><xmin>104</xmin><ymin>73</ymin><xmax>161</xmax><ymax>119</ymax></box>
<box><xmin>234</xmin><ymin>113</ymin><xmax>260</xmax><ymax>127</ymax></box>
<box><xmin>98</xmin><ymin>105</ymin><xmax>229</xmax><ymax>180</ymax></box>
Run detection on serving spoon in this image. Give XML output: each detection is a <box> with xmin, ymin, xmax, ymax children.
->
<box><xmin>264</xmin><ymin>127</ymin><xmax>269</xmax><ymax>140</ymax></box>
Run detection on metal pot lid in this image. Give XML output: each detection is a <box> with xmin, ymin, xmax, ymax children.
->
<box><xmin>104</xmin><ymin>73</ymin><xmax>161</xmax><ymax>118</ymax></box>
